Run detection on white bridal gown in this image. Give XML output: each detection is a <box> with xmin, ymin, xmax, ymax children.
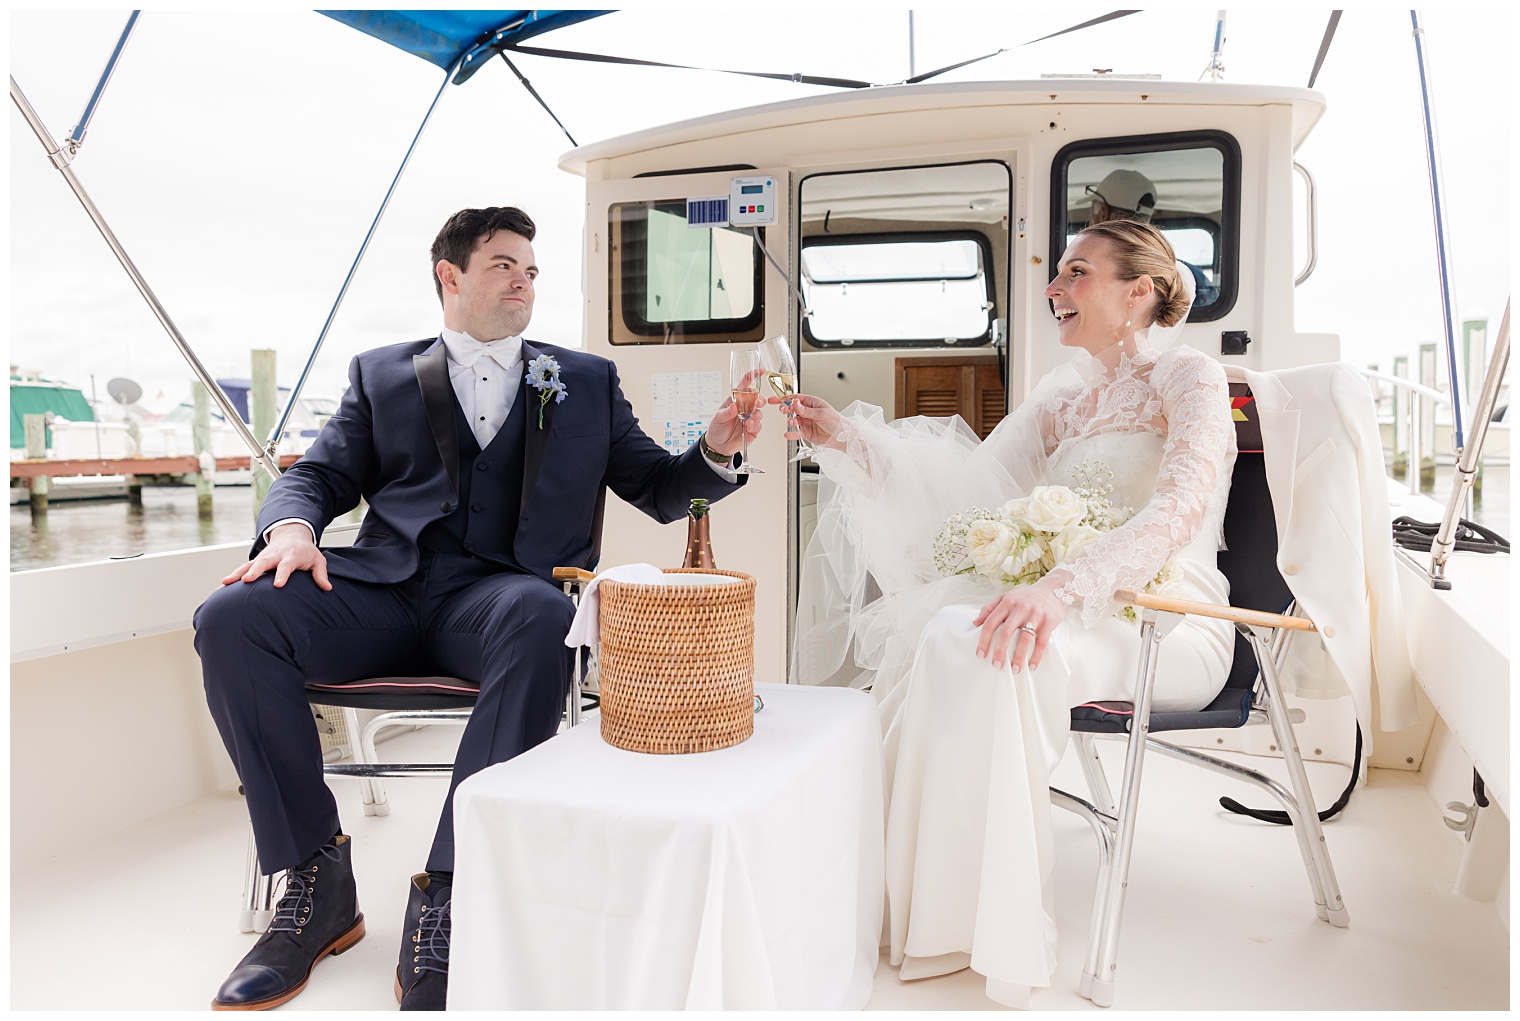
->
<box><xmin>793</xmin><ymin>336</ymin><xmax>1236</xmax><ymax>1007</ymax></box>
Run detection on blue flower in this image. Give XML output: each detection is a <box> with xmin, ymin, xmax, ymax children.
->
<box><xmin>524</xmin><ymin>355</ymin><xmax>567</xmax><ymax>428</ymax></box>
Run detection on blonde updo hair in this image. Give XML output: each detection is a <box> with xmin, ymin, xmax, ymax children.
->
<box><xmin>1073</xmin><ymin>219</ymin><xmax>1191</xmax><ymax>327</ymax></box>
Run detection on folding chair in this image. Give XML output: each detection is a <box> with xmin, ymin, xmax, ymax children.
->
<box><xmin>1052</xmin><ymin>380</ymin><xmax>1350</xmax><ymax>1007</ymax></box>
<box><xmin>237</xmin><ymin>567</ymin><xmax>598</xmax><ymax>931</ymax></box>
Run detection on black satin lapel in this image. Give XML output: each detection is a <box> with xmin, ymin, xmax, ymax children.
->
<box><xmin>413</xmin><ymin>343</ymin><xmax>459</xmax><ymax>498</ymax></box>
<box><xmin>520</xmin><ymin>340</ymin><xmax>554</xmax><ymax>517</ymax></box>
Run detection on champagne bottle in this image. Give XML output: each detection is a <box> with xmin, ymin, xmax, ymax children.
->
<box><xmin>683</xmin><ymin>498</ymin><xmax>716</xmax><ymax>569</ymax></box>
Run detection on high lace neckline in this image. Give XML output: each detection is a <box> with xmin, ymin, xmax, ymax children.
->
<box><xmin>1072</xmin><ymin>330</ymin><xmax>1160</xmax><ymax>384</ymax></box>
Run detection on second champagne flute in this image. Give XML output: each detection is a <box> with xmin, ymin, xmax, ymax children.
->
<box><xmin>728</xmin><ymin>349</ymin><xmax>765</xmax><ymax>474</ymax></box>
<box><xmin>756</xmin><ymin>334</ymin><xmax>816</xmax><ymax>461</ymax></box>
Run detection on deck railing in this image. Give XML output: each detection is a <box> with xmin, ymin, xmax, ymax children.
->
<box><xmin>1358</xmin><ymin>367</ymin><xmax>1453</xmax><ymax>496</ymax></box>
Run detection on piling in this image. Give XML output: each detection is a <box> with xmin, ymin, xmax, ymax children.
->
<box><xmin>1462</xmin><ymin>317</ymin><xmax>1487</xmax><ymax>501</ymax></box>
<box><xmin>24</xmin><ymin>413</ymin><xmax>49</xmax><ymax>517</ymax></box>
<box><xmin>192</xmin><ymin>381</ymin><xmax>214</xmax><ymax>518</ymax></box>
<box><xmin>1391</xmin><ymin>355</ymin><xmax>1410</xmax><ymax>479</ymax></box>
<box><xmin>251</xmin><ymin>349</ymin><xmax>277</xmax><ymax>516</ymax></box>
<box><xmin>1417</xmin><ymin>342</ymin><xmax>1438</xmax><ymax>490</ymax></box>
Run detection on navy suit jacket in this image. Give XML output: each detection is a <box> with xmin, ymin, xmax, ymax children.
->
<box><xmin>253</xmin><ymin>337</ymin><xmax>742</xmax><ymax>584</ymax></box>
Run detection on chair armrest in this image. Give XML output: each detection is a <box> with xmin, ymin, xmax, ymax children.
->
<box><xmin>1112</xmin><ymin>589</ymin><xmax>1317</xmax><ymax>632</ymax></box>
<box><xmin>553</xmin><ymin>567</ymin><xmax>596</xmax><ymax>586</ymax></box>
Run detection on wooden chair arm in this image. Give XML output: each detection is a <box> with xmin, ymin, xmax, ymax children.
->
<box><xmin>1112</xmin><ymin>589</ymin><xmax>1317</xmax><ymax>632</ymax></box>
<box><xmin>553</xmin><ymin>567</ymin><xmax>596</xmax><ymax>585</ymax></box>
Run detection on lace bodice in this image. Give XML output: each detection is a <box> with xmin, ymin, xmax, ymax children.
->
<box><xmin>1030</xmin><ymin>345</ymin><xmax>1235</xmax><ymax>625</ymax></box>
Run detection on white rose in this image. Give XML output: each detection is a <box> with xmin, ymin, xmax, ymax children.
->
<box><xmin>965</xmin><ymin>519</ymin><xmax>1016</xmax><ymax>576</ymax></box>
<box><xmin>1017</xmin><ymin>486</ymin><xmax>1089</xmax><ymax>532</ymax></box>
<box><xmin>1000</xmin><ymin>495</ymin><xmax>1032</xmax><ymax>521</ymax></box>
<box><xmin>1046</xmin><ymin>523</ymin><xmax>1103</xmax><ymax>567</ymax></box>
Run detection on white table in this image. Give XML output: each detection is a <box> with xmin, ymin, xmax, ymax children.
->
<box><xmin>449</xmin><ymin>682</ymin><xmax>884</xmax><ymax>1010</ymax></box>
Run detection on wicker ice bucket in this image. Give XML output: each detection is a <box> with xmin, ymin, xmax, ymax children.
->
<box><xmin>596</xmin><ymin>568</ymin><xmax>757</xmax><ymax>754</ymax></box>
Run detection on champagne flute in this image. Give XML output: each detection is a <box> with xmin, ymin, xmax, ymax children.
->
<box><xmin>756</xmin><ymin>334</ymin><xmax>816</xmax><ymax>461</ymax></box>
<box><xmin>728</xmin><ymin>349</ymin><xmax>765</xmax><ymax>474</ymax></box>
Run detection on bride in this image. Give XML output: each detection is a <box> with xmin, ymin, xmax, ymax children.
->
<box><xmin>777</xmin><ymin>219</ymin><xmax>1236</xmax><ymax>1007</ymax></box>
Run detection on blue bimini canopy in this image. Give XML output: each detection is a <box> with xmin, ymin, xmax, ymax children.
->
<box><xmin>321</xmin><ymin>10</ymin><xmax>613</xmax><ymax>84</ymax></box>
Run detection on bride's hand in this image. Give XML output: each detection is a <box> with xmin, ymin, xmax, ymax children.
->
<box><xmin>973</xmin><ymin>584</ymin><xmax>1066</xmax><ymax>674</ymax></box>
<box><xmin>767</xmin><ymin>393</ymin><xmax>848</xmax><ymax>451</ymax></box>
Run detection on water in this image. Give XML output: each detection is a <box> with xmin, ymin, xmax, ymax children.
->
<box><xmin>10</xmin><ymin>485</ymin><xmax>364</xmax><ymax>572</ymax></box>
<box><xmin>10</xmin><ymin>468</ymin><xmax>1510</xmax><ymax>572</ymax></box>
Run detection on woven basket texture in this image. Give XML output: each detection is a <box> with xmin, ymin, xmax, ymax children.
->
<box><xmin>597</xmin><ymin>567</ymin><xmax>756</xmax><ymax>754</ymax></box>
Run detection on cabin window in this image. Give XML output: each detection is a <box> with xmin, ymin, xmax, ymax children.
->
<box><xmin>798</xmin><ymin>161</ymin><xmax>1010</xmax><ymax>349</ymax></box>
<box><xmin>1050</xmin><ymin>131</ymin><xmax>1241</xmax><ymax>322</ymax></box>
<box><xmin>609</xmin><ymin>200</ymin><xmax>764</xmax><ymax>344</ymax></box>
<box><xmin>800</xmin><ymin>234</ymin><xmax>996</xmax><ymax>346</ymax></box>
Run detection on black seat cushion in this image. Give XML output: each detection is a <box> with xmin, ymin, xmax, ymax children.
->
<box><xmin>305</xmin><ymin>676</ymin><xmax>480</xmax><ymax>711</ymax></box>
<box><xmin>1068</xmin><ymin>443</ymin><xmax>1287</xmax><ymax>735</ymax></box>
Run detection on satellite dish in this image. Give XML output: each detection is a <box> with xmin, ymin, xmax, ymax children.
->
<box><xmin>106</xmin><ymin>377</ymin><xmax>142</xmax><ymax>405</ymax></box>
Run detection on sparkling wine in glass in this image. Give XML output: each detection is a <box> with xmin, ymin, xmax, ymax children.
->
<box><xmin>728</xmin><ymin>349</ymin><xmax>765</xmax><ymax>474</ymax></box>
<box><xmin>756</xmin><ymin>335</ymin><xmax>816</xmax><ymax>461</ymax></box>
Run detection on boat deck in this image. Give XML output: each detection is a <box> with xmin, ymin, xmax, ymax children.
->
<box><xmin>11</xmin><ymin>724</ymin><xmax>1507</xmax><ymax>1011</ymax></box>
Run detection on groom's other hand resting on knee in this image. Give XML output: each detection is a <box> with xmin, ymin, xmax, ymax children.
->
<box><xmin>221</xmin><ymin>521</ymin><xmax>332</xmax><ymax>591</ymax></box>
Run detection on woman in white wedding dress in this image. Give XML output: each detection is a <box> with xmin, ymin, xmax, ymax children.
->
<box><xmin>776</xmin><ymin>220</ymin><xmax>1236</xmax><ymax>1007</ymax></box>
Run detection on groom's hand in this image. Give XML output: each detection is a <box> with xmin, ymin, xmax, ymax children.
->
<box><xmin>221</xmin><ymin>522</ymin><xmax>332</xmax><ymax>591</ymax></box>
<box><xmin>704</xmin><ymin>369</ymin><xmax>766</xmax><ymax>456</ymax></box>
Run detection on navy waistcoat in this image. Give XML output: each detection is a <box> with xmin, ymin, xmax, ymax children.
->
<box><xmin>417</xmin><ymin>388</ymin><xmax>528</xmax><ymax>568</ymax></box>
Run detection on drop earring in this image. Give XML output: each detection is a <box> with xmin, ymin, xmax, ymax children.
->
<box><xmin>1124</xmin><ymin>302</ymin><xmax>1132</xmax><ymax>329</ymax></box>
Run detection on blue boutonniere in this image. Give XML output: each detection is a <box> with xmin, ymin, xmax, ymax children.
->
<box><xmin>524</xmin><ymin>354</ymin><xmax>568</xmax><ymax>430</ymax></box>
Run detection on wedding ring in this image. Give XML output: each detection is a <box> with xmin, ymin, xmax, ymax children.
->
<box><xmin>1015</xmin><ymin>623</ymin><xmax>1039</xmax><ymax>636</ymax></box>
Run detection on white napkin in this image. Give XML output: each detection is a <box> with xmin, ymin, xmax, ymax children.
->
<box><xmin>563</xmin><ymin>563</ymin><xmax>664</xmax><ymax>648</ymax></box>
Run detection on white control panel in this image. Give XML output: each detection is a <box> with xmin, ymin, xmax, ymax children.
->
<box><xmin>728</xmin><ymin>175</ymin><xmax>776</xmax><ymax>226</ymax></box>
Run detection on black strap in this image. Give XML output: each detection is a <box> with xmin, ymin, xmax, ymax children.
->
<box><xmin>1220</xmin><ymin>723</ymin><xmax>1362</xmax><ymax>825</ymax></box>
<box><xmin>1306</xmin><ymin>11</ymin><xmax>1342</xmax><ymax>89</ymax></box>
<box><xmin>1392</xmin><ymin>515</ymin><xmax>1510</xmax><ymax>554</ymax></box>
<box><xmin>497</xmin><ymin>52</ymin><xmax>577</xmax><ymax>146</ymax></box>
<box><xmin>907</xmin><ymin>10</ymin><xmax>1142</xmax><ymax>85</ymax></box>
<box><xmin>502</xmin><ymin>42</ymin><xmax>872</xmax><ymax>89</ymax></box>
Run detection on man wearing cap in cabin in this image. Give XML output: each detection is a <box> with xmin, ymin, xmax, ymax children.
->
<box><xmin>1086</xmin><ymin>168</ymin><xmax>1219</xmax><ymax>306</ymax></box>
<box><xmin>195</xmin><ymin>206</ymin><xmax>761</xmax><ymax>1010</ymax></box>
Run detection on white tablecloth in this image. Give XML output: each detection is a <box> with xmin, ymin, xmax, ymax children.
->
<box><xmin>449</xmin><ymin>682</ymin><xmax>884</xmax><ymax>1010</ymax></box>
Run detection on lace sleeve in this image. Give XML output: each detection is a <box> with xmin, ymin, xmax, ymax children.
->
<box><xmin>1043</xmin><ymin>349</ymin><xmax>1235</xmax><ymax>626</ymax></box>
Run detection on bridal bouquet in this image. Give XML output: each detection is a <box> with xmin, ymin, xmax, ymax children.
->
<box><xmin>931</xmin><ymin>461</ymin><xmax>1181</xmax><ymax>616</ymax></box>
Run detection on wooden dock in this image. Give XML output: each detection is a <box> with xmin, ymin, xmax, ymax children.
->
<box><xmin>9</xmin><ymin>454</ymin><xmax>303</xmax><ymax>481</ymax></box>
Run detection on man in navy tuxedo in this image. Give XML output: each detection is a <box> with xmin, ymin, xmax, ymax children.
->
<box><xmin>196</xmin><ymin>207</ymin><xmax>760</xmax><ymax>1010</ymax></box>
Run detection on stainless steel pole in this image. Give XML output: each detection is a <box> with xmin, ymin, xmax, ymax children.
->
<box><xmin>265</xmin><ymin>57</ymin><xmax>463</xmax><ymax>457</ymax></box>
<box><xmin>1410</xmin><ymin>10</ymin><xmax>1465</xmax><ymax>452</ymax></box>
<box><xmin>1429</xmin><ymin>299</ymin><xmax>1510</xmax><ymax>585</ymax></box>
<box><xmin>67</xmin><ymin>9</ymin><xmax>140</xmax><ymax>155</ymax></box>
<box><xmin>9</xmin><ymin>74</ymin><xmax>281</xmax><ymax>481</ymax></box>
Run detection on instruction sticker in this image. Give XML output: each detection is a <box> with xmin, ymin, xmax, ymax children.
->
<box><xmin>651</xmin><ymin>371</ymin><xmax>724</xmax><ymax>455</ymax></box>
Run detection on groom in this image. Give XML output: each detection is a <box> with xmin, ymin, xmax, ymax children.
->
<box><xmin>195</xmin><ymin>206</ymin><xmax>758</xmax><ymax>1010</ymax></box>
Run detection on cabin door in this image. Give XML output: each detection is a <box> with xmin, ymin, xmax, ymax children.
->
<box><xmin>584</xmin><ymin>169</ymin><xmax>794</xmax><ymax>686</ymax></box>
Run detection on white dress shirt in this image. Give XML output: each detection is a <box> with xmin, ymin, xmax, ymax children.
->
<box><xmin>440</xmin><ymin>327</ymin><xmax>523</xmax><ymax>449</ymax></box>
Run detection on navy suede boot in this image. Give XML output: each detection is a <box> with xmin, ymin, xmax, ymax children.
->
<box><xmin>396</xmin><ymin>872</ymin><xmax>452</xmax><ymax>1010</ymax></box>
<box><xmin>212</xmin><ymin>835</ymin><xmax>365</xmax><ymax>1010</ymax></box>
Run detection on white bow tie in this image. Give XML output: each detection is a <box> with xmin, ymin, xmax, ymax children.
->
<box><xmin>451</xmin><ymin>340</ymin><xmax>516</xmax><ymax>372</ymax></box>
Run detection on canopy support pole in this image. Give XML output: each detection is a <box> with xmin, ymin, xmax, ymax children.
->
<box><xmin>266</xmin><ymin>57</ymin><xmax>463</xmax><ymax>456</ymax></box>
<box><xmin>1410</xmin><ymin>10</ymin><xmax>1465</xmax><ymax>452</ymax></box>
<box><xmin>9</xmin><ymin>74</ymin><xmax>280</xmax><ymax>482</ymax></box>
<box><xmin>1427</xmin><ymin>300</ymin><xmax>1509</xmax><ymax>588</ymax></box>
<box><xmin>66</xmin><ymin>10</ymin><xmax>140</xmax><ymax>156</ymax></box>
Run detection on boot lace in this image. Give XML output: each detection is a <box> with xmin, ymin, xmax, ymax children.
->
<box><xmin>411</xmin><ymin>899</ymin><xmax>451</xmax><ymax>977</ymax></box>
<box><xmin>267</xmin><ymin>841</ymin><xmax>342</xmax><ymax>937</ymax></box>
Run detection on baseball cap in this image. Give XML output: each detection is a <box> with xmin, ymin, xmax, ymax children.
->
<box><xmin>1086</xmin><ymin>169</ymin><xmax>1157</xmax><ymax>219</ymax></box>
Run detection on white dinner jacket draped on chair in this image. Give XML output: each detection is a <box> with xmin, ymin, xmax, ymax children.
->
<box><xmin>1235</xmin><ymin>362</ymin><xmax>1420</xmax><ymax>749</ymax></box>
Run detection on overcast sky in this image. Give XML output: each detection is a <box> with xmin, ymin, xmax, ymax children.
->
<box><xmin>7</xmin><ymin>7</ymin><xmax>1511</xmax><ymax>412</ymax></box>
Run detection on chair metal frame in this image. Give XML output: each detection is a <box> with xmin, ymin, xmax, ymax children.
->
<box><xmin>238</xmin><ymin>568</ymin><xmax>597</xmax><ymax>931</ymax></box>
<box><xmin>1052</xmin><ymin>590</ymin><xmax>1349</xmax><ymax>1007</ymax></box>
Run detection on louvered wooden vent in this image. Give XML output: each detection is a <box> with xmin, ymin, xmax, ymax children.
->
<box><xmin>895</xmin><ymin>355</ymin><xmax>1006</xmax><ymax>439</ymax></box>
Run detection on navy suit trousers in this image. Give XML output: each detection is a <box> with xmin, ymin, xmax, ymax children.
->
<box><xmin>195</xmin><ymin>551</ymin><xmax>574</xmax><ymax>874</ymax></box>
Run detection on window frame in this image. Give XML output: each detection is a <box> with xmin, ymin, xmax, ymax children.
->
<box><xmin>1049</xmin><ymin>130</ymin><xmax>1242</xmax><ymax>323</ymax></box>
<box><xmin>799</xmin><ymin>229</ymin><xmax>999</xmax><ymax>349</ymax></box>
<box><xmin>615</xmin><ymin>199</ymin><xmax>766</xmax><ymax>340</ymax></box>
